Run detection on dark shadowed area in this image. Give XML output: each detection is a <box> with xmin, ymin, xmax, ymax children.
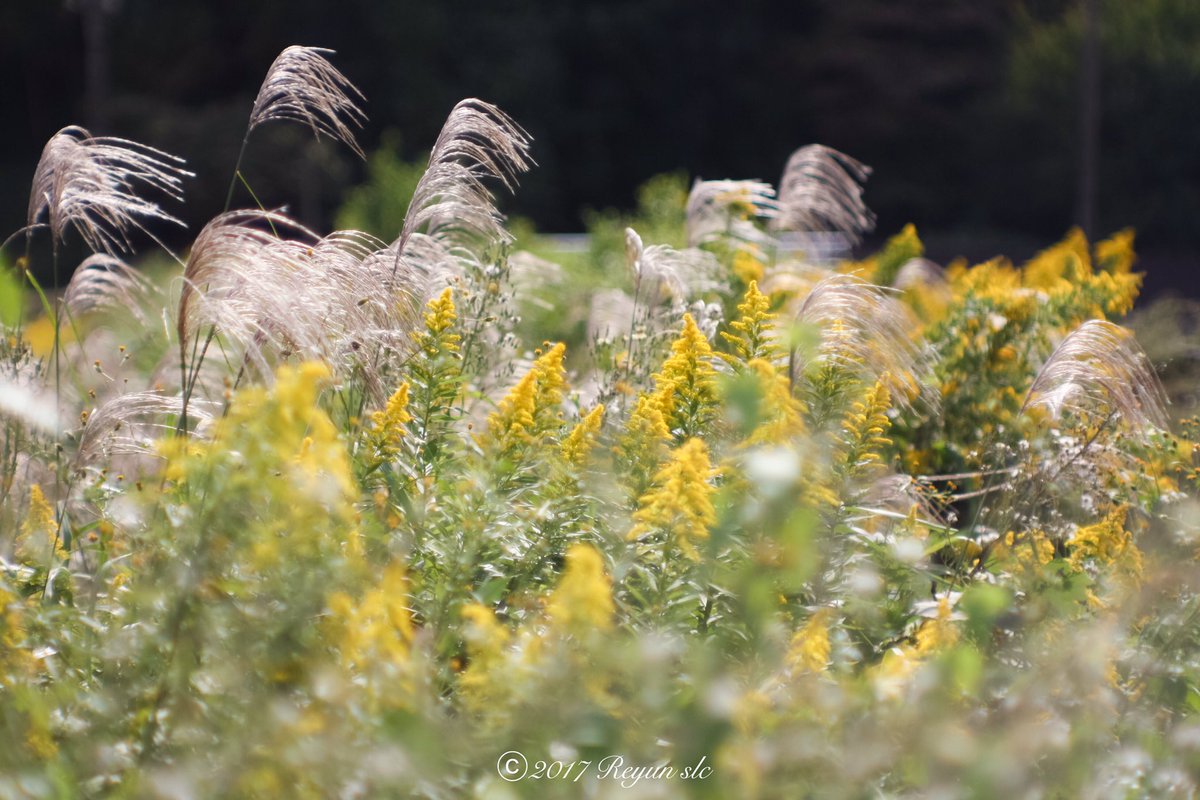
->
<box><xmin>2</xmin><ymin>0</ymin><xmax>1197</xmax><ymax>294</ymax></box>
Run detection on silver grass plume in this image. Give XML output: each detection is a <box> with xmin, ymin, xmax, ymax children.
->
<box><xmin>791</xmin><ymin>274</ymin><xmax>930</xmax><ymax>409</ymax></box>
<box><xmin>27</xmin><ymin>126</ymin><xmax>191</xmax><ymax>254</ymax></box>
<box><xmin>771</xmin><ymin>144</ymin><xmax>874</xmax><ymax>244</ymax></box>
<box><xmin>892</xmin><ymin>257</ymin><xmax>947</xmax><ymax>291</ymax></box>
<box><xmin>626</xmin><ymin>227</ymin><xmax>725</xmax><ymax>304</ymax></box>
<box><xmin>248</xmin><ymin>46</ymin><xmax>367</xmax><ymax>158</ymax></box>
<box><xmin>392</xmin><ymin>99</ymin><xmax>533</xmax><ymax>295</ymax></box>
<box><xmin>1022</xmin><ymin>319</ymin><xmax>1168</xmax><ymax>431</ymax></box>
<box><xmin>179</xmin><ymin>211</ymin><xmax>418</xmax><ymax>389</ymax></box>
<box><xmin>62</xmin><ymin>254</ymin><xmax>154</xmax><ymax>323</ymax></box>
<box><xmin>75</xmin><ymin>391</ymin><xmax>213</xmax><ymax>468</ymax></box>
<box><xmin>685</xmin><ymin>179</ymin><xmax>779</xmax><ymax>248</ymax></box>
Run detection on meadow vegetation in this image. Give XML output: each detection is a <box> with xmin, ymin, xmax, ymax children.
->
<box><xmin>2</xmin><ymin>45</ymin><xmax>1200</xmax><ymax>798</ymax></box>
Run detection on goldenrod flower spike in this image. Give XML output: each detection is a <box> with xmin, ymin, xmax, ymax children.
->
<box><xmin>787</xmin><ymin>609</ymin><xmax>832</xmax><ymax>674</ymax></box>
<box><xmin>16</xmin><ymin>485</ymin><xmax>66</xmax><ymax>563</ymax></box>
<box><xmin>628</xmin><ymin>437</ymin><xmax>718</xmax><ymax>560</ymax></box>
<box><xmin>369</xmin><ymin>382</ymin><xmax>412</xmax><ymax>462</ymax></box>
<box><xmin>562</xmin><ymin>405</ymin><xmax>605</xmax><ymax>466</ymax></box>
<box><xmin>720</xmin><ymin>280</ymin><xmax>779</xmax><ymax>366</ymax></box>
<box><xmin>546</xmin><ymin>544</ymin><xmax>615</xmax><ymax>633</ymax></box>
<box><xmin>487</xmin><ymin>370</ymin><xmax>538</xmax><ymax>452</ymax></box>
<box><xmin>649</xmin><ymin>313</ymin><xmax>719</xmax><ymax>438</ymax></box>
<box><xmin>423</xmin><ymin>287</ymin><xmax>460</xmax><ymax>347</ymax></box>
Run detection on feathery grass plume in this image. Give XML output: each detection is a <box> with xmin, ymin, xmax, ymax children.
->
<box><xmin>179</xmin><ymin>211</ymin><xmax>418</xmax><ymax>390</ymax></box>
<box><xmin>791</xmin><ymin>274</ymin><xmax>929</xmax><ymax>411</ymax></box>
<box><xmin>771</xmin><ymin>144</ymin><xmax>874</xmax><ymax>244</ymax></box>
<box><xmin>62</xmin><ymin>254</ymin><xmax>154</xmax><ymax>323</ymax></box>
<box><xmin>1022</xmin><ymin>320</ymin><xmax>1168</xmax><ymax>431</ymax></box>
<box><xmin>392</xmin><ymin>99</ymin><xmax>532</xmax><ymax>290</ymax></box>
<box><xmin>0</xmin><ymin>375</ymin><xmax>59</xmax><ymax>434</ymax></box>
<box><xmin>26</xmin><ymin>126</ymin><xmax>191</xmax><ymax>254</ymax></box>
<box><xmin>75</xmin><ymin>391</ymin><xmax>213</xmax><ymax>468</ymax></box>
<box><xmin>685</xmin><ymin>179</ymin><xmax>779</xmax><ymax>248</ymax></box>
<box><xmin>626</xmin><ymin>226</ymin><xmax>725</xmax><ymax>303</ymax></box>
<box><xmin>248</xmin><ymin>46</ymin><xmax>367</xmax><ymax>158</ymax></box>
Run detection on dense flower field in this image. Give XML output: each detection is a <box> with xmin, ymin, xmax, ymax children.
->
<box><xmin>3</xmin><ymin>46</ymin><xmax>1200</xmax><ymax>798</ymax></box>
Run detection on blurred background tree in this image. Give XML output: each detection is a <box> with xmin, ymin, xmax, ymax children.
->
<box><xmin>1</xmin><ymin>0</ymin><xmax>1197</xmax><ymax>292</ymax></box>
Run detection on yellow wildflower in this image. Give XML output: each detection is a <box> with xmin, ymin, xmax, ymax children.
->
<box><xmin>531</xmin><ymin>342</ymin><xmax>569</xmax><ymax>419</ymax></box>
<box><xmin>459</xmin><ymin>603</ymin><xmax>513</xmax><ymax>712</ymax></box>
<box><xmin>1094</xmin><ymin>228</ymin><xmax>1136</xmax><ymax>274</ymax></box>
<box><xmin>486</xmin><ymin>370</ymin><xmax>538</xmax><ymax>452</ymax></box>
<box><xmin>326</xmin><ymin>562</ymin><xmax>414</xmax><ymax>670</ymax></box>
<box><xmin>648</xmin><ymin>313</ymin><xmax>718</xmax><ymax>438</ymax></box>
<box><xmin>16</xmin><ymin>485</ymin><xmax>66</xmax><ymax>563</ymax></box>
<box><xmin>561</xmin><ymin>405</ymin><xmax>605</xmax><ymax>466</ymax></box>
<box><xmin>424</xmin><ymin>287</ymin><xmax>459</xmax><ymax>340</ymax></box>
<box><xmin>628</xmin><ymin>437</ymin><xmax>717</xmax><ymax>560</ymax></box>
<box><xmin>731</xmin><ymin>249</ymin><xmax>765</xmax><ymax>284</ymax></box>
<box><xmin>787</xmin><ymin>609</ymin><xmax>832</xmax><ymax>673</ymax></box>
<box><xmin>915</xmin><ymin>597</ymin><xmax>959</xmax><ymax>655</ymax></box>
<box><xmin>369</xmin><ymin>381</ymin><xmax>412</xmax><ymax>462</ymax></box>
<box><xmin>839</xmin><ymin>378</ymin><xmax>892</xmax><ymax>476</ymax></box>
<box><xmin>1069</xmin><ymin>506</ymin><xmax>1143</xmax><ymax>586</ymax></box>
<box><xmin>744</xmin><ymin>358</ymin><xmax>805</xmax><ymax>444</ymax></box>
<box><xmin>720</xmin><ymin>280</ymin><xmax>778</xmax><ymax>366</ymax></box>
<box><xmin>546</xmin><ymin>543</ymin><xmax>615</xmax><ymax>633</ymax></box>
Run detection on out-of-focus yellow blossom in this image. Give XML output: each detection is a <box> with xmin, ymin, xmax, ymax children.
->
<box><xmin>731</xmin><ymin>249</ymin><xmax>765</xmax><ymax>284</ymax></box>
<box><xmin>326</xmin><ymin>562</ymin><xmax>414</xmax><ymax>671</ymax></box>
<box><xmin>629</xmin><ymin>437</ymin><xmax>717</xmax><ymax>560</ymax></box>
<box><xmin>1069</xmin><ymin>506</ymin><xmax>1143</xmax><ymax>587</ymax></box>
<box><xmin>546</xmin><ymin>543</ymin><xmax>614</xmax><ymax>633</ymax></box>
<box><xmin>842</xmin><ymin>223</ymin><xmax>923</xmax><ymax>286</ymax></box>
<box><xmin>16</xmin><ymin>485</ymin><xmax>66</xmax><ymax>563</ymax></box>
<box><xmin>459</xmin><ymin>603</ymin><xmax>513</xmax><ymax>712</ymax></box>
<box><xmin>993</xmin><ymin>529</ymin><xmax>1056</xmax><ymax>576</ymax></box>
<box><xmin>720</xmin><ymin>280</ymin><xmax>778</xmax><ymax>366</ymax></box>
<box><xmin>915</xmin><ymin>597</ymin><xmax>959</xmax><ymax>655</ymax></box>
<box><xmin>788</xmin><ymin>609</ymin><xmax>832</xmax><ymax>673</ymax></box>
<box><xmin>561</xmin><ymin>405</ymin><xmax>605</xmax><ymax>466</ymax></box>
<box><xmin>744</xmin><ymin>358</ymin><xmax>805</xmax><ymax>445</ymax></box>
<box><xmin>368</xmin><ymin>381</ymin><xmax>412</xmax><ymax>463</ymax></box>
<box><xmin>873</xmin><ymin>597</ymin><xmax>960</xmax><ymax>700</ymax></box>
<box><xmin>1094</xmin><ymin>228</ymin><xmax>1136</xmax><ymax>274</ymax></box>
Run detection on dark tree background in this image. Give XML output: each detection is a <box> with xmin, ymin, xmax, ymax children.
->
<box><xmin>2</xmin><ymin>0</ymin><xmax>1197</xmax><ymax>293</ymax></box>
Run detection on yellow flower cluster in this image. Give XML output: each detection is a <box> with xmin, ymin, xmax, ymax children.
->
<box><xmin>787</xmin><ymin>609</ymin><xmax>832</xmax><ymax>674</ymax></box>
<box><xmin>561</xmin><ymin>405</ymin><xmax>605</xmax><ymax>466</ymax></box>
<box><xmin>720</xmin><ymin>281</ymin><xmax>778</xmax><ymax>366</ymax></box>
<box><xmin>744</xmin><ymin>358</ymin><xmax>806</xmax><ymax>445</ymax></box>
<box><xmin>1068</xmin><ymin>506</ymin><xmax>1143</xmax><ymax>586</ymax></box>
<box><xmin>16</xmin><ymin>484</ymin><xmax>65</xmax><ymax>564</ymax></box>
<box><xmin>326</xmin><ymin>562</ymin><xmax>414</xmax><ymax>671</ymax></box>
<box><xmin>840</xmin><ymin>378</ymin><xmax>892</xmax><ymax>476</ymax></box>
<box><xmin>546</xmin><ymin>543</ymin><xmax>615</xmax><ymax>633</ymax></box>
<box><xmin>369</xmin><ymin>381</ymin><xmax>412</xmax><ymax>463</ymax></box>
<box><xmin>423</xmin><ymin>287</ymin><xmax>460</xmax><ymax>346</ymax></box>
<box><xmin>485</xmin><ymin>342</ymin><xmax>570</xmax><ymax>453</ymax></box>
<box><xmin>628</xmin><ymin>437</ymin><xmax>717</xmax><ymax>560</ymax></box>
